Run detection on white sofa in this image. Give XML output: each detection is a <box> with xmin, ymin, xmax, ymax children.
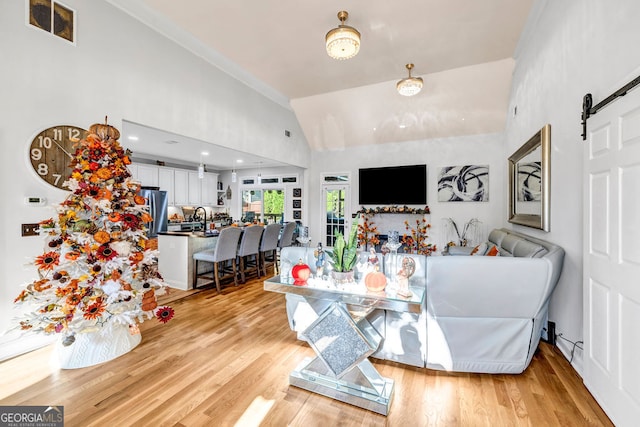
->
<box><xmin>279</xmin><ymin>228</ymin><xmax>565</xmax><ymax>374</ymax></box>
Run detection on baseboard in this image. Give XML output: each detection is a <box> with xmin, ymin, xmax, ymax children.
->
<box><xmin>0</xmin><ymin>332</ymin><xmax>55</xmax><ymax>362</ymax></box>
<box><xmin>555</xmin><ymin>338</ymin><xmax>584</xmax><ymax>377</ymax></box>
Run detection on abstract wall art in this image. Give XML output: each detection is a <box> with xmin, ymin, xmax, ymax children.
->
<box><xmin>437</xmin><ymin>165</ymin><xmax>489</xmax><ymax>202</ymax></box>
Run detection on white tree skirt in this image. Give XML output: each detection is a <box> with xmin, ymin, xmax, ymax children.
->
<box><xmin>55</xmin><ymin>326</ymin><xmax>142</xmax><ymax>369</ymax></box>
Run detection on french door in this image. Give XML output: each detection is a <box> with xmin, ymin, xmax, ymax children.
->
<box><xmin>322</xmin><ymin>184</ymin><xmax>350</xmax><ymax>247</ymax></box>
<box><xmin>584</xmin><ymin>85</ymin><xmax>640</xmax><ymax>425</ymax></box>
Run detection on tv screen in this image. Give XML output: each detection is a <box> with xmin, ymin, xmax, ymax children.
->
<box><xmin>359</xmin><ymin>164</ymin><xmax>427</xmax><ymax>205</ymax></box>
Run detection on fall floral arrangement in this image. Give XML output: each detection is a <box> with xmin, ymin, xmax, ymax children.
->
<box><xmin>357</xmin><ymin>213</ymin><xmax>380</xmax><ymax>250</ymax></box>
<box><xmin>356</xmin><ymin>205</ymin><xmax>430</xmax><ymax>215</ymax></box>
<box><xmin>13</xmin><ymin>119</ymin><xmax>173</xmax><ymax>345</ymax></box>
<box><xmin>402</xmin><ymin>218</ymin><xmax>437</xmax><ymax>255</ymax></box>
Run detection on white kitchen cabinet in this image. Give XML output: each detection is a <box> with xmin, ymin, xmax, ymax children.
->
<box><xmin>201</xmin><ymin>173</ymin><xmax>219</xmax><ymax>206</ymax></box>
<box><xmin>135</xmin><ymin>164</ymin><xmax>159</xmax><ymax>187</ymax></box>
<box><xmin>127</xmin><ymin>163</ymin><xmax>138</xmax><ymax>181</ymax></box>
<box><xmin>187</xmin><ymin>171</ymin><xmax>202</xmax><ymax>205</ymax></box>
<box><xmin>158</xmin><ymin>167</ymin><xmax>175</xmax><ymax>205</ymax></box>
<box><xmin>174</xmin><ymin>170</ymin><xmax>189</xmax><ymax>205</ymax></box>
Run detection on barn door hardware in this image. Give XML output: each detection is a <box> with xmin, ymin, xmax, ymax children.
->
<box><xmin>581</xmin><ymin>74</ymin><xmax>640</xmax><ymax>140</ymax></box>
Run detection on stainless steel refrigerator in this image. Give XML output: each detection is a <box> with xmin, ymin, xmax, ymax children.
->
<box><xmin>138</xmin><ymin>187</ymin><xmax>168</xmax><ymax>237</ymax></box>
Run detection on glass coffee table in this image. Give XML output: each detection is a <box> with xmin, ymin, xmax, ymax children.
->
<box><xmin>264</xmin><ymin>263</ymin><xmax>425</xmax><ymax>416</ymax></box>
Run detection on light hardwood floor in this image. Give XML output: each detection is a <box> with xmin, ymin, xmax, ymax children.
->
<box><xmin>0</xmin><ymin>274</ymin><xmax>613</xmax><ymax>426</ymax></box>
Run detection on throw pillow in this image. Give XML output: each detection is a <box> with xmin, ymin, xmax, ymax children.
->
<box><xmin>471</xmin><ymin>242</ymin><xmax>488</xmax><ymax>256</ymax></box>
<box><xmin>485</xmin><ymin>245</ymin><xmax>500</xmax><ymax>256</ymax></box>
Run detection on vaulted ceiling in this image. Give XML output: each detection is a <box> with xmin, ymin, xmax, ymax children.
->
<box><xmin>108</xmin><ymin>0</ymin><xmax>534</xmax><ymax>156</ymax></box>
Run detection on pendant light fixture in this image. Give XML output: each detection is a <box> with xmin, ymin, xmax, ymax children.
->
<box><xmin>397</xmin><ymin>63</ymin><xmax>423</xmax><ymax>96</ymax></box>
<box><xmin>325</xmin><ymin>11</ymin><xmax>361</xmax><ymax>60</ymax></box>
<box><xmin>256</xmin><ymin>161</ymin><xmax>262</xmax><ymax>184</ymax></box>
<box><xmin>231</xmin><ymin>170</ymin><xmax>237</xmax><ymax>183</ymax></box>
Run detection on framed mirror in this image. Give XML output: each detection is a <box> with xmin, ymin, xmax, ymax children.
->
<box><xmin>508</xmin><ymin>124</ymin><xmax>551</xmax><ymax>231</ymax></box>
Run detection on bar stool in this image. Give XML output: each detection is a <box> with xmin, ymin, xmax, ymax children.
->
<box><xmin>276</xmin><ymin>221</ymin><xmax>297</xmax><ymax>270</ymax></box>
<box><xmin>259</xmin><ymin>223</ymin><xmax>281</xmax><ymax>276</ymax></box>
<box><xmin>193</xmin><ymin>227</ymin><xmax>242</xmax><ymax>292</ymax></box>
<box><xmin>236</xmin><ymin>225</ymin><xmax>264</xmax><ymax>283</ymax></box>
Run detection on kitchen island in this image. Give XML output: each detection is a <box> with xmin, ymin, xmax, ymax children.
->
<box><xmin>157</xmin><ymin>231</ymin><xmax>218</xmax><ymax>290</ymax></box>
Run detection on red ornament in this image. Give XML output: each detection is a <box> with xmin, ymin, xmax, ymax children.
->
<box><xmin>291</xmin><ymin>259</ymin><xmax>311</xmax><ymax>285</ymax></box>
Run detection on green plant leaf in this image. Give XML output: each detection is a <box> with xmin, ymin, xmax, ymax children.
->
<box><xmin>331</xmin><ymin>230</ymin><xmax>345</xmax><ymax>271</ymax></box>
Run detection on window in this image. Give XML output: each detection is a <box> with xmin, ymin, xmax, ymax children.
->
<box><xmin>241</xmin><ymin>189</ymin><xmax>284</xmax><ymax>224</ymax></box>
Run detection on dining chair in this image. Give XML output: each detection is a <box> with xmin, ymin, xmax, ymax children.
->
<box><xmin>276</xmin><ymin>221</ymin><xmax>297</xmax><ymax>271</ymax></box>
<box><xmin>279</xmin><ymin>221</ymin><xmax>297</xmax><ymax>250</ymax></box>
<box><xmin>259</xmin><ymin>223</ymin><xmax>281</xmax><ymax>276</ymax></box>
<box><xmin>192</xmin><ymin>227</ymin><xmax>243</xmax><ymax>292</ymax></box>
<box><xmin>236</xmin><ymin>225</ymin><xmax>264</xmax><ymax>283</ymax></box>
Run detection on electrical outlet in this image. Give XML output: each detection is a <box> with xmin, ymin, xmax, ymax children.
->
<box><xmin>21</xmin><ymin>223</ymin><xmax>40</xmax><ymax>237</ymax></box>
<box><xmin>543</xmin><ymin>320</ymin><xmax>556</xmax><ymax>346</ymax></box>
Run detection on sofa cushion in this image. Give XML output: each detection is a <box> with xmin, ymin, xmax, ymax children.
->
<box><xmin>513</xmin><ymin>240</ymin><xmax>548</xmax><ymax>258</ymax></box>
<box><xmin>500</xmin><ymin>234</ymin><xmax>520</xmax><ymax>254</ymax></box>
<box><xmin>448</xmin><ymin>246</ymin><xmax>475</xmax><ymax>256</ymax></box>
<box><xmin>488</xmin><ymin>229</ymin><xmax>508</xmax><ymax>247</ymax></box>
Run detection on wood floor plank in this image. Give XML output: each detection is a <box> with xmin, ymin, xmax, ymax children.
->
<box><xmin>0</xmin><ymin>275</ymin><xmax>613</xmax><ymax>426</ymax></box>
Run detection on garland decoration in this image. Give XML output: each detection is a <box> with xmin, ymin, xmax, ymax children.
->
<box><xmin>356</xmin><ymin>205</ymin><xmax>430</xmax><ymax>215</ymax></box>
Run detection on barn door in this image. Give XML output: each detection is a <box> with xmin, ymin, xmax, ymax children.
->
<box><xmin>584</xmin><ymin>86</ymin><xmax>640</xmax><ymax>425</ymax></box>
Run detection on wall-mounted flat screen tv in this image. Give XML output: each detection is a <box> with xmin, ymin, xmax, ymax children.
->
<box><xmin>358</xmin><ymin>164</ymin><xmax>427</xmax><ymax>205</ymax></box>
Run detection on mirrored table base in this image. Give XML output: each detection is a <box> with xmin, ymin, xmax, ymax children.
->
<box><xmin>290</xmin><ymin>302</ymin><xmax>394</xmax><ymax>415</ymax></box>
<box><xmin>290</xmin><ymin>357</ymin><xmax>394</xmax><ymax>416</ymax></box>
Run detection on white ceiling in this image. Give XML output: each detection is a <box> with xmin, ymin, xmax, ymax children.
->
<box><xmin>108</xmin><ymin>0</ymin><xmax>534</xmax><ymax>163</ymax></box>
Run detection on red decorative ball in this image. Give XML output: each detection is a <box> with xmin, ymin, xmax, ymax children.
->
<box><xmin>292</xmin><ymin>260</ymin><xmax>311</xmax><ymax>285</ymax></box>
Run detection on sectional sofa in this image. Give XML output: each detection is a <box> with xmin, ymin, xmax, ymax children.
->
<box><xmin>279</xmin><ymin>228</ymin><xmax>565</xmax><ymax>374</ymax></box>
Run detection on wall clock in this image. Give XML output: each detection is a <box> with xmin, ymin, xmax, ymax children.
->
<box><xmin>29</xmin><ymin>125</ymin><xmax>87</xmax><ymax>190</ymax></box>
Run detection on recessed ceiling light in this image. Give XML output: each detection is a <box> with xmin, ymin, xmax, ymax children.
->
<box><xmin>201</xmin><ymin>151</ymin><xmax>209</xmax><ymax>156</ymax></box>
<box><xmin>236</xmin><ymin>159</ymin><xmax>244</xmax><ymax>163</ymax></box>
<box><xmin>399</xmin><ymin>124</ymin><xmax>406</xmax><ymax>129</ymax></box>
<box><xmin>127</xmin><ymin>135</ymin><xmax>139</xmax><ymax>141</ymax></box>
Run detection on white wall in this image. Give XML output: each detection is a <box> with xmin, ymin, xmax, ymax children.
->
<box><xmin>504</xmin><ymin>0</ymin><xmax>640</xmax><ymax>372</ymax></box>
<box><xmin>0</xmin><ymin>0</ymin><xmax>309</xmax><ymax>359</ymax></box>
<box><xmin>307</xmin><ymin>133</ymin><xmax>505</xmax><ymax>250</ymax></box>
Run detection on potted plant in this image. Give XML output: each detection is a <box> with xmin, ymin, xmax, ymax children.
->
<box><xmin>327</xmin><ymin>225</ymin><xmax>359</xmax><ymax>283</ymax></box>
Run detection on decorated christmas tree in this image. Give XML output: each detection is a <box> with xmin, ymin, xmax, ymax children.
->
<box><xmin>14</xmin><ymin>118</ymin><xmax>173</xmax><ymax>347</ymax></box>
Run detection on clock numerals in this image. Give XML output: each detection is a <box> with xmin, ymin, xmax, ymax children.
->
<box><xmin>37</xmin><ymin>135</ymin><xmax>53</xmax><ymax>148</ymax></box>
<box><xmin>29</xmin><ymin>125</ymin><xmax>86</xmax><ymax>190</ymax></box>
<box><xmin>31</xmin><ymin>148</ymin><xmax>43</xmax><ymax>161</ymax></box>
<box><xmin>68</xmin><ymin>127</ymin><xmax>81</xmax><ymax>140</ymax></box>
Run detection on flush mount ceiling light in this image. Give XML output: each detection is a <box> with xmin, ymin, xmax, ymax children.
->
<box><xmin>325</xmin><ymin>11</ymin><xmax>361</xmax><ymax>60</ymax></box>
<box><xmin>397</xmin><ymin>63</ymin><xmax>423</xmax><ymax>96</ymax></box>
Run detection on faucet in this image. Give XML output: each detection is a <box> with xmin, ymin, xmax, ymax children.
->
<box><xmin>194</xmin><ymin>206</ymin><xmax>207</xmax><ymax>232</ymax></box>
